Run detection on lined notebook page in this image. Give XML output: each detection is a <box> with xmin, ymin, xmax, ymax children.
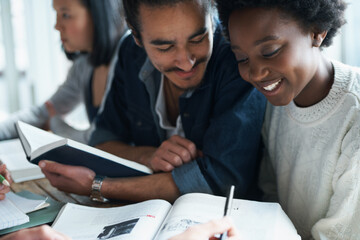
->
<box><xmin>0</xmin><ymin>197</ymin><xmax>29</xmax><ymax>230</ymax></box>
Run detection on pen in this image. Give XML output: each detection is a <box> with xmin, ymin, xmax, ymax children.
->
<box><xmin>220</xmin><ymin>185</ymin><xmax>235</xmax><ymax>240</ymax></box>
<box><xmin>0</xmin><ymin>174</ymin><xmax>10</xmax><ymax>187</ymax></box>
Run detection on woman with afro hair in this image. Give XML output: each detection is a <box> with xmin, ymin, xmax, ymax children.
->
<box><xmin>173</xmin><ymin>0</ymin><xmax>360</xmax><ymax>239</ymax></box>
<box><xmin>214</xmin><ymin>0</ymin><xmax>360</xmax><ymax>239</ymax></box>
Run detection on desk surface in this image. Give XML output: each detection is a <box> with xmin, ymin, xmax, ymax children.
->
<box><xmin>10</xmin><ymin>178</ymin><xmax>120</xmax><ymax>208</ymax></box>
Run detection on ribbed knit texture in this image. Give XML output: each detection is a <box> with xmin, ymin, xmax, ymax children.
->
<box><xmin>260</xmin><ymin>60</ymin><xmax>360</xmax><ymax>240</ymax></box>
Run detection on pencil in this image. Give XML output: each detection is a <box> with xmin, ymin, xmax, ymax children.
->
<box><xmin>220</xmin><ymin>185</ymin><xmax>235</xmax><ymax>240</ymax></box>
<box><xmin>0</xmin><ymin>174</ymin><xmax>10</xmax><ymax>187</ymax></box>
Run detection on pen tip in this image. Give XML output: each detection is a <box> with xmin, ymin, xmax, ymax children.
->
<box><xmin>2</xmin><ymin>179</ymin><xmax>10</xmax><ymax>187</ymax></box>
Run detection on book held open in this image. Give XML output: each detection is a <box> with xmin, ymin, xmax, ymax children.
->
<box><xmin>15</xmin><ymin>121</ymin><xmax>153</xmax><ymax>177</ymax></box>
<box><xmin>52</xmin><ymin>193</ymin><xmax>301</xmax><ymax>240</ymax></box>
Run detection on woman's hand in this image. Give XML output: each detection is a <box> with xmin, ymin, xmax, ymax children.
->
<box><xmin>0</xmin><ymin>164</ymin><xmax>12</xmax><ymax>200</ymax></box>
<box><xmin>169</xmin><ymin>217</ymin><xmax>240</xmax><ymax>240</ymax></box>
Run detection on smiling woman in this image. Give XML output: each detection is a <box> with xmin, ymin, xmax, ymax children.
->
<box><xmin>216</xmin><ymin>0</ymin><xmax>360</xmax><ymax>239</ymax></box>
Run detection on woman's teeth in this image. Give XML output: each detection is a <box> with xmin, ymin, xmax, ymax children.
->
<box><xmin>263</xmin><ymin>79</ymin><xmax>281</xmax><ymax>91</ymax></box>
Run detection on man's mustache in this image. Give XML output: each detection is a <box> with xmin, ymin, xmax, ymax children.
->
<box><xmin>164</xmin><ymin>57</ymin><xmax>207</xmax><ymax>73</ymax></box>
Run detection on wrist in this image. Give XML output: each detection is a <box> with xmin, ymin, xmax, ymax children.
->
<box><xmin>90</xmin><ymin>175</ymin><xmax>109</xmax><ymax>203</ymax></box>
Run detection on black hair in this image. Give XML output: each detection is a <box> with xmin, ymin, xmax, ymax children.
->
<box><xmin>216</xmin><ymin>0</ymin><xmax>347</xmax><ymax>47</ymax></box>
<box><xmin>64</xmin><ymin>0</ymin><xmax>127</xmax><ymax>66</ymax></box>
<box><xmin>123</xmin><ymin>0</ymin><xmax>216</xmax><ymax>42</ymax></box>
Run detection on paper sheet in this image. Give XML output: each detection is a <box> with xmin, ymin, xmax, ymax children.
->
<box><xmin>0</xmin><ymin>197</ymin><xmax>29</xmax><ymax>230</ymax></box>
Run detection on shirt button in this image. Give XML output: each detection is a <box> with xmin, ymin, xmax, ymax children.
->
<box><xmin>183</xmin><ymin>113</ymin><xmax>190</xmax><ymax>118</ymax></box>
<box><xmin>136</xmin><ymin>121</ymin><xmax>142</xmax><ymax>126</ymax></box>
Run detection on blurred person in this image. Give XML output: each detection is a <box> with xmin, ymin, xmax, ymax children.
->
<box><xmin>0</xmin><ymin>0</ymin><xmax>127</xmax><ymax>144</ymax></box>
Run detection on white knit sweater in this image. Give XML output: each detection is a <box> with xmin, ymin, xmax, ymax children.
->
<box><xmin>260</xmin><ymin>60</ymin><xmax>360</xmax><ymax>240</ymax></box>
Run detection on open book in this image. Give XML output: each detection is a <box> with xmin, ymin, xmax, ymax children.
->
<box><xmin>0</xmin><ymin>192</ymin><xmax>49</xmax><ymax>230</ymax></box>
<box><xmin>52</xmin><ymin>193</ymin><xmax>301</xmax><ymax>240</ymax></box>
<box><xmin>0</xmin><ymin>139</ymin><xmax>45</xmax><ymax>183</ymax></box>
<box><xmin>15</xmin><ymin>121</ymin><xmax>152</xmax><ymax>177</ymax></box>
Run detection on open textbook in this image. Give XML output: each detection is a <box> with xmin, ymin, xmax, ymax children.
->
<box><xmin>0</xmin><ymin>139</ymin><xmax>45</xmax><ymax>183</ymax></box>
<box><xmin>0</xmin><ymin>192</ymin><xmax>49</xmax><ymax>230</ymax></box>
<box><xmin>15</xmin><ymin>121</ymin><xmax>152</xmax><ymax>177</ymax></box>
<box><xmin>52</xmin><ymin>193</ymin><xmax>301</xmax><ymax>240</ymax></box>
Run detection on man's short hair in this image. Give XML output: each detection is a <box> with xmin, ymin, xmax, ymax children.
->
<box><xmin>123</xmin><ymin>0</ymin><xmax>216</xmax><ymax>42</ymax></box>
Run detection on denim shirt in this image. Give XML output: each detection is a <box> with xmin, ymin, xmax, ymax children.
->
<box><xmin>90</xmin><ymin>26</ymin><xmax>267</xmax><ymax>198</ymax></box>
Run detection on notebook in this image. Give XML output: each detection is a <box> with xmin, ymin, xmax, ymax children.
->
<box><xmin>0</xmin><ymin>192</ymin><xmax>49</xmax><ymax>230</ymax></box>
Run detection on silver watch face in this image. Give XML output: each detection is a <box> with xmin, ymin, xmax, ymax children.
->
<box><xmin>90</xmin><ymin>176</ymin><xmax>108</xmax><ymax>202</ymax></box>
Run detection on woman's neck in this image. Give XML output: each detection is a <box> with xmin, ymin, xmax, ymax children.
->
<box><xmin>294</xmin><ymin>55</ymin><xmax>334</xmax><ymax>107</ymax></box>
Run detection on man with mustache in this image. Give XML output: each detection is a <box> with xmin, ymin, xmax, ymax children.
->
<box><xmin>40</xmin><ymin>0</ymin><xmax>266</xmax><ymax>203</ymax></box>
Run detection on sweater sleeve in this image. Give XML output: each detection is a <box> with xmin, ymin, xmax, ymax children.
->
<box><xmin>0</xmin><ymin>104</ymin><xmax>48</xmax><ymax>140</ymax></box>
<box><xmin>48</xmin><ymin>56</ymin><xmax>91</xmax><ymax>115</ymax></box>
<box><xmin>311</xmin><ymin>112</ymin><xmax>360</xmax><ymax>240</ymax></box>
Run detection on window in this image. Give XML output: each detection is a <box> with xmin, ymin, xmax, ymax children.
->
<box><xmin>324</xmin><ymin>0</ymin><xmax>360</xmax><ymax>66</ymax></box>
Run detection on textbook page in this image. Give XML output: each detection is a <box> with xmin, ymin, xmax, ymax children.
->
<box><xmin>155</xmin><ymin>193</ymin><xmax>301</xmax><ymax>240</ymax></box>
<box><xmin>52</xmin><ymin>199</ymin><xmax>172</xmax><ymax>240</ymax></box>
<box><xmin>0</xmin><ymin>197</ymin><xmax>29</xmax><ymax>230</ymax></box>
<box><xmin>0</xmin><ymin>139</ymin><xmax>45</xmax><ymax>183</ymax></box>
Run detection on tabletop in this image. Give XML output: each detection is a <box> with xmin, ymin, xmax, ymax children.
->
<box><xmin>10</xmin><ymin>178</ymin><xmax>122</xmax><ymax>208</ymax></box>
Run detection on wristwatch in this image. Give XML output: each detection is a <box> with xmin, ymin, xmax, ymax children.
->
<box><xmin>90</xmin><ymin>175</ymin><xmax>109</xmax><ymax>202</ymax></box>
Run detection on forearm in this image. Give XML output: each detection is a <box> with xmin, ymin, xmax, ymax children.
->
<box><xmin>96</xmin><ymin>141</ymin><xmax>156</xmax><ymax>166</ymax></box>
<box><xmin>101</xmin><ymin>172</ymin><xmax>180</xmax><ymax>203</ymax></box>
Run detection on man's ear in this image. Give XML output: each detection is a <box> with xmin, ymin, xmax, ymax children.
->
<box><xmin>128</xmin><ymin>24</ymin><xmax>142</xmax><ymax>47</ymax></box>
<box><xmin>312</xmin><ymin>30</ymin><xmax>328</xmax><ymax>47</ymax></box>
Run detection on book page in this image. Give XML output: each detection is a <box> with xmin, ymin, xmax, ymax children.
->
<box><xmin>155</xmin><ymin>193</ymin><xmax>300</xmax><ymax>240</ymax></box>
<box><xmin>16</xmin><ymin>121</ymin><xmax>66</xmax><ymax>159</ymax></box>
<box><xmin>6</xmin><ymin>192</ymin><xmax>49</xmax><ymax>214</ymax></box>
<box><xmin>0</xmin><ymin>197</ymin><xmax>29</xmax><ymax>230</ymax></box>
<box><xmin>155</xmin><ymin>193</ymin><xmax>225</xmax><ymax>240</ymax></box>
<box><xmin>0</xmin><ymin>139</ymin><xmax>45</xmax><ymax>183</ymax></box>
<box><xmin>52</xmin><ymin>199</ymin><xmax>172</xmax><ymax>240</ymax></box>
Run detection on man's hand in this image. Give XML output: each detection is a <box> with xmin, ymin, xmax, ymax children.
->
<box><xmin>146</xmin><ymin>135</ymin><xmax>201</xmax><ymax>172</ymax></box>
<box><xmin>1</xmin><ymin>225</ymin><xmax>71</xmax><ymax>240</ymax></box>
<box><xmin>0</xmin><ymin>164</ymin><xmax>12</xmax><ymax>200</ymax></box>
<box><xmin>39</xmin><ymin>160</ymin><xmax>95</xmax><ymax>196</ymax></box>
<box><xmin>169</xmin><ymin>217</ymin><xmax>240</xmax><ymax>240</ymax></box>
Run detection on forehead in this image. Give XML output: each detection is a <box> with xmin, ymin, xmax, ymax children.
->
<box><xmin>229</xmin><ymin>8</ymin><xmax>303</xmax><ymax>43</ymax></box>
<box><xmin>138</xmin><ymin>1</ymin><xmax>210</xmax><ymax>40</ymax></box>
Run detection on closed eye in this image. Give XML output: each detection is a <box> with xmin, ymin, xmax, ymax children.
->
<box><xmin>263</xmin><ymin>47</ymin><xmax>281</xmax><ymax>58</ymax></box>
<box><xmin>157</xmin><ymin>45</ymin><xmax>173</xmax><ymax>52</ymax></box>
<box><xmin>190</xmin><ymin>34</ymin><xmax>206</xmax><ymax>44</ymax></box>
<box><xmin>237</xmin><ymin>58</ymin><xmax>248</xmax><ymax>64</ymax></box>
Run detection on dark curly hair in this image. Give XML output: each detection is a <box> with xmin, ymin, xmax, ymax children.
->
<box><xmin>216</xmin><ymin>0</ymin><xmax>347</xmax><ymax>47</ymax></box>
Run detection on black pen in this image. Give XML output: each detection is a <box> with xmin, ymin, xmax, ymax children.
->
<box><xmin>220</xmin><ymin>185</ymin><xmax>235</xmax><ymax>240</ymax></box>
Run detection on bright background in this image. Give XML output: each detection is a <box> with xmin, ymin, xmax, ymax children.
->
<box><xmin>0</xmin><ymin>0</ymin><xmax>359</xmax><ymax>123</ymax></box>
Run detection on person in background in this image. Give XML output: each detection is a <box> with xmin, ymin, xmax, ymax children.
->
<box><xmin>40</xmin><ymin>0</ymin><xmax>266</xmax><ymax>203</ymax></box>
<box><xmin>0</xmin><ymin>0</ymin><xmax>127</xmax><ymax>144</ymax></box>
<box><xmin>212</xmin><ymin>0</ymin><xmax>360</xmax><ymax>239</ymax></box>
